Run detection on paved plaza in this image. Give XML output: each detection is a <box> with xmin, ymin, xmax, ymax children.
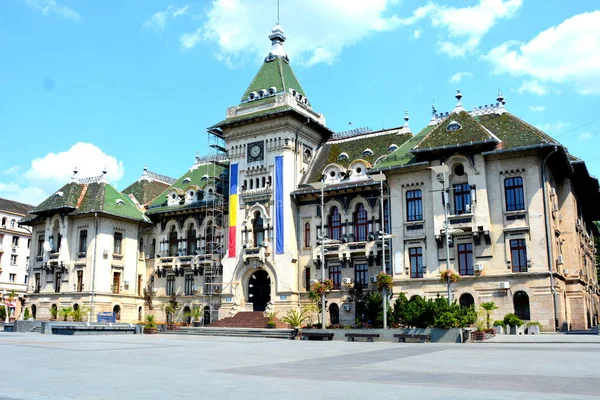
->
<box><xmin>1</xmin><ymin>333</ymin><xmax>599</xmax><ymax>400</ymax></box>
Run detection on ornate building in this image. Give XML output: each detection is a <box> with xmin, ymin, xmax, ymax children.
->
<box><xmin>23</xmin><ymin>24</ymin><xmax>600</xmax><ymax>331</ymax></box>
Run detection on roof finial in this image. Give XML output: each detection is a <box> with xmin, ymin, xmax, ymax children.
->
<box><xmin>403</xmin><ymin>110</ymin><xmax>410</xmax><ymax>127</ymax></box>
<box><xmin>100</xmin><ymin>166</ymin><xmax>108</xmax><ymax>183</ymax></box>
<box><xmin>195</xmin><ymin>151</ymin><xmax>200</xmax><ymax>163</ymax></box>
<box><xmin>452</xmin><ymin>89</ymin><xmax>466</xmax><ymax>114</ymax></box>
<box><xmin>265</xmin><ymin>23</ymin><xmax>288</xmax><ymax>62</ymax></box>
<box><xmin>428</xmin><ymin>100</ymin><xmax>439</xmax><ymax>126</ymax></box>
<box><xmin>497</xmin><ymin>90</ymin><xmax>505</xmax><ymax>105</ymax></box>
<box><xmin>71</xmin><ymin>166</ymin><xmax>79</xmax><ymax>183</ymax></box>
<box><xmin>496</xmin><ymin>90</ymin><xmax>507</xmax><ymax>114</ymax></box>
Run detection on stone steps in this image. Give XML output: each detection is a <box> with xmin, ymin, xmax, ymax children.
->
<box><xmin>161</xmin><ymin>327</ymin><xmax>294</xmax><ymax>339</ymax></box>
<box><xmin>209</xmin><ymin>312</ymin><xmax>288</xmax><ymax>329</ymax></box>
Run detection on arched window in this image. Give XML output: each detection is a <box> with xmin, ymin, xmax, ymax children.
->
<box><xmin>304</xmin><ymin>222</ymin><xmax>310</xmax><ymax>248</ymax></box>
<box><xmin>169</xmin><ymin>226</ymin><xmax>178</xmax><ymax>257</ymax></box>
<box><xmin>113</xmin><ymin>305</ymin><xmax>121</xmax><ymax>321</ymax></box>
<box><xmin>514</xmin><ymin>291</ymin><xmax>530</xmax><ymax>320</ymax></box>
<box><xmin>183</xmin><ymin>306</ymin><xmax>191</xmax><ymax>324</ymax></box>
<box><xmin>329</xmin><ymin>303</ymin><xmax>340</xmax><ymax>326</ymax></box>
<box><xmin>353</xmin><ymin>203</ymin><xmax>368</xmax><ymax>241</ymax></box>
<box><xmin>1</xmin><ymin>217</ymin><xmax>6</xmax><ymax>227</ymax></box>
<box><xmin>459</xmin><ymin>293</ymin><xmax>475</xmax><ymax>308</ymax></box>
<box><xmin>10</xmin><ymin>219</ymin><xmax>15</xmax><ymax>228</ymax></box>
<box><xmin>255</xmin><ymin>178</ymin><xmax>259</xmax><ymax>189</ymax></box>
<box><xmin>243</xmin><ymin>180</ymin><xmax>247</xmax><ymax>190</ymax></box>
<box><xmin>253</xmin><ymin>211</ymin><xmax>265</xmax><ymax>246</ymax></box>
<box><xmin>31</xmin><ymin>304</ymin><xmax>37</xmax><ymax>319</ymax></box>
<box><xmin>151</xmin><ymin>238</ymin><xmax>156</xmax><ymax>259</ymax></box>
<box><xmin>249</xmin><ymin>179</ymin><xmax>253</xmax><ymax>189</ymax></box>
<box><xmin>262</xmin><ymin>176</ymin><xmax>266</xmax><ymax>187</ymax></box>
<box><xmin>187</xmin><ymin>226</ymin><xmax>197</xmax><ymax>255</ymax></box>
<box><xmin>328</xmin><ymin>207</ymin><xmax>342</xmax><ymax>241</ymax></box>
<box><xmin>205</xmin><ymin>221</ymin><xmax>214</xmax><ymax>254</ymax></box>
<box><xmin>203</xmin><ymin>306</ymin><xmax>211</xmax><ymax>325</ymax></box>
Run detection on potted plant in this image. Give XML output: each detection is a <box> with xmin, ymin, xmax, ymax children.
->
<box><xmin>164</xmin><ymin>294</ymin><xmax>180</xmax><ymax>329</ymax></box>
<box><xmin>439</xmin><ymin>270</ymin><xmax>461</xmax><ymax>284</ymax></box>
<box><xmin>376</xmin><ymin>272</ymin><xmax>393</xmax><ymax>292</ymax></box>
<box><xmin>144</xmin><ymin>315</ymin><xmax>158</xmax><ymax>334</ymax></box>
<box><xmin>266</xmin><ymin>311</ymin><xmax>278</xmax><ymax>329</ymax></box>
<box><xmin>526</xmin><ymin>321</ymin><xmax>542</xmax><ymax>335</ymax></box>
<box><xmin>58</xmin><ymin>307</ymin><xmax>73</xmax><ymax>322</ymax></box>
<box><xmin>71</xmin><ymin>306</ymin><xmax>89</xmax><ymax>322</ymax></box>
<box><xmin>50</xmin><ymin>305</ymin><xmax>58</xmax><ymax>321</ymax></box>
<box><xmin>281</xmin><ymin>309</ymin><xmax>310</xmax><ymax>338</ymax></box>
<box><xmin>493</xmin><ymin>320</ymin><xmax>505</xmax><ymax>334</ymax></box>
<box><xmin>480</xmin><ymin>302</ymin><xmax>498</xmax><ymax>330</ymax></box>
<box><xmin>185</xmin><ymin>306</ymin><xmax>203</xmax><ymax>327</ymax></box>
<box><xmin>503</xmin><ymin>313</ymin><xmax>524</xmax><ymax>334</ymax></box>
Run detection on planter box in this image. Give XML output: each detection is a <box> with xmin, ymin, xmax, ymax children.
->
<box><xmin>527</xmin><ymin>325</ymin><xmax>540</xmax><ymax>335</ymax></box>
<box><xmin>510</xmin><ymin>325</ymin><xmax>525</xmax><ymax>335</ymax></box>
<box><xmin>144</xmin><ymin>328</ymin><xmax>157</xmax><ymax>334</ymax></box>
<box><xmin>493</xmin><ymin>325</ymin><xmax>504</xmax><ymax>334</ymax></box>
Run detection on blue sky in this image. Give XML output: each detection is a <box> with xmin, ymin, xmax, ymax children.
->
<box><xmin>1</xmin><ymin>0</ymin><xmax>600</xmax><ymax>205</ymax></box>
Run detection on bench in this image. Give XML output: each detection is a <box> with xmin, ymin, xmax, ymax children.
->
<box><xmin>345</xmin><ymin>333</ymin><xmax>380</xmax><ymax>342</ymax></box>
<box><xmin>302</xmin><ymin>332</ymin><xmax>334</xmax><ymax>341</ymax></box>
<box><xmin>394</xmin><ymin>333</ymin><xmax>431</xmax><ymax>343</ymax></box>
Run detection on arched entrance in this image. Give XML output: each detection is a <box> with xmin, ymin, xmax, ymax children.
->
<box><xmin>459</xmin><ymin>293</ymin><xmax>475</xmax><ymax>308</ymax></box>
<box><xmin>31</xmin><ymin>304</ymin><xmax>37</xmax><ymax>319</ymax></box>
<box><xmin>513</xmin><ymin>291</ymin><xmax>530</xmax><ymax>320</ymax></box>
<box><xmin>203</xmin><ymin>306</ymin><xmax>211</xmax><ymax>325</ymax></box>
<box><xmin>248</xmin><ymin>269</ymin><xmax>270</xmax><ymax>311</ymax></box>
<box><xmin>113</xmin><ymin>305</ymin><xmax>121</xmax><ymax>321</ymax></box>
<box><xmin>329</xmin><ymin>303</ymin><xmax>339</xmax><ymax>326</ymax></box>
<box><xmin>138</xmin><ymin>306</ymin><xmax>142</xmax><ymax>321</ymax></box>
<box><xmin>183</xmin><ymin>306</ymin><xmax>191</xmax><ymax>324</ymax></box>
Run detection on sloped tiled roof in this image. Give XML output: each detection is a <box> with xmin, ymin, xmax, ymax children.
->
<box><xmin>0</xmin><ymin>197</ymin><xmax>34</xmax><ymax>216</ymax></box>
<box><xmin>372</xmin><ymin>125</ymin><xmax>436</xmax><ymax>170</ymax></box>
<box><xmin>303</xmin><ymin>128</ymin><xmax>412</xmax><ymax>183</ymax></box>
<box><xmin>476</xmin><ymin>112</ymin><xmax>558</xmax><ymax>149</ymax></box>
<box><xmin>241</xmin><ymin>57</ymin><xmax>306</xmax><ymax>102</ymax></box>
<box><xmin>121</xmin><ymin>169</ymin><xmax>174</xmax><ymax>209</ymax></box>
<box><xmin>32</xmin><ymin>182</ymin><xmax>84</xmax><ymax>213</ymax></box>
<box><xmin>414</xmin><ymin>111</ymin><xmax>499</xmax><ymax>151</ymax></box>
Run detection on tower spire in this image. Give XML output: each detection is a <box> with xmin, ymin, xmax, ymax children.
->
<box><xmin>266</xmin><ymin>24</ymin><xmax>288</xmax><ymax>62</ymax></box>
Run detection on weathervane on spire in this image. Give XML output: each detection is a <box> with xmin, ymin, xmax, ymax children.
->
<box><xmin>277</xmin><ymin>0</ymin><xmax>280</xmax><ymax>25</ymax></box>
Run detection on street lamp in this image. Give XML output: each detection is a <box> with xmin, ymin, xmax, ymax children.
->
<box><xmin>309</xmin><ymin>181</ymin><xmax>327</xmax><ymax>328</ymax></box>
<box><xmin>371</xmin><ymin>173</ymin><xmax>390</xmax><ymax>328</ymax></box>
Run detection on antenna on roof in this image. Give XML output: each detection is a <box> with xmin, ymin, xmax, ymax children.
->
<box><xmin>277</xmin><ymin>0</ymin><xmax>280</xmax><ymax>24</ymax></box>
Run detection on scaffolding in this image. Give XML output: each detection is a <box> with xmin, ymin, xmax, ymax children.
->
<box><xmin>203</xmin><ymin>128</ymin><xmax>228</xmax><ymax>323</ymax></box>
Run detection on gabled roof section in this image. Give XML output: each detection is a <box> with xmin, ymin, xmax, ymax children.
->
<box><xmin>241</xmin><ymin>57</ymin><xmax>306</xmax><ymax>102</ymax></box>
<box><xmin>303</xmin><ymin>127</ymin><xmax>412</xmax><ymax>183</ymax></box>
<box><xmin>32</xmin><ymin>182</ymin><xmax>84</xmax><ymax>213</ymax></box>
<box><xmin>122</xmin><ymin>168</ymin><xmax>175</xmax><ymax>207</ymax></box>
<box><xmin>413</xmin><ymin>111</ymin><xmax>499</xmax><ymax>152</ymax></box>
<box><xmin>372</xmin><ymin>125</ymin><xmax>436</xmax><ymax>171</ymax></box>
<box><xmin>0</xmin><ymin>197</ymin><xmax>34</xmax><ymax>216</ymax></box>
<box><xmin>476</xmin><ymin>112</ymin><xmax>558</xmax><ymax>150</ymax></box>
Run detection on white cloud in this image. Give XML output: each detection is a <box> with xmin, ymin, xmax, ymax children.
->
<box><xmin>2</xmin><ymin>166</ymin><xmax>22</xmax><ymax>175</ymax></box>
<box><xmin>485</xmin><ymin>11</ymin><xmax>600</xmax><ymax>95</ymax></box>
<box><xmin>0</xmin><ymin>143</ymin><xmax>125</xmax><ymax>207</ymax></box>
<box><xmin>535</xmin><ymin>121</ymin><xmax>569</xmax><ymax>133</ymax></box>
<box><xmin>449</xmin><ymin>71</ymin><xmax>473</xmax><ymax>84</ymax></box>
<box><xmin>516</xmin><ymin>80</ymin><xmax>548</xmax><ymax>96</ymax></box>
<box><xmin>413</xmin><ymin>28</ymin><xmax>422</xmax><ymax>39</ymax></box>
<box><xmin>24</xmin><ymin>0</ymin><xmax>81</xmax><ymax>21</ymax></box>
<box><xmin>180</xmin><ymin>0</ymin><xmax>406</xmax><ymax>66</ymax></box>
<box><xmin>398</xmin><ymin>0</ymin><xmax>522</xmax><ymax>57</ymax></box>
<box><xmin>144</xmin><ymin>4</ymin><xmax>189</xmax><ymax>32</ymax></box>
<box><xmin>578</xmin><ymin>132</ymin><xmax>593</xmax><ymax>141</ymax></box>
<box><xmin>529</xmin><ymin>105</ymin><xmax>545</xmax><ymax>112</ymax></box>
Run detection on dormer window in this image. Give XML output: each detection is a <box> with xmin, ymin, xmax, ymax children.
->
<box><xmin>268</xmin><ymin>86</ymin><xmax>276</xmax><ymax>96</ymax></box>
<box><xmin>362</xmin><ymin>148</ymin><xmax>374</xmax><ymax>157</ymax></box>
<box><xmin>248</xmin><ymin>91</ymin><xmax>258</xmax><ymax>101</ymax></box>
<box><xmin>447</xmin><ymin>120</ymin><xmax>462</xmax><ymax>132</ymax></box>
<box><xmin>54</xmin><ymin>191</ymin><xmax>63</xmax><ymax>198</ymax></box>
<box><xmin>338</xmin><ymin>152</ymin><xmax>349</xmax><ymax>161</ymax></box>
<box><xmin>388</xmin><ymin>144</ymin><xmax>398</xmax><ymax>152</ymax></box>
<box><xmin>183</xmin><ymin>177</ymin><xmax>191</xmax><ymax>184</ymax></box>
<box><xmin>115</xmin><ymin>199</ymin><xmax>125</xmax><ymax>206</ymax></box>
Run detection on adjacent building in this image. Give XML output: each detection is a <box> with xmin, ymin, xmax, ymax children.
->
<box><xmin>22</xmin><ymin>24</ymin><xmax>600</xmax><ymax>331</ymax></box>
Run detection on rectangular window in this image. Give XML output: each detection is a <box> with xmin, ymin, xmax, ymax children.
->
<box><xmin>304</xmin><ymin>222</ymin><xmax>311</xmax><ymax>248</ymax></box>
<box><xmin>510</xmin><ymin>239</ymin><xmax>528</xmax><ymax>272</ymax></box>
<box><xmin>9</xmin><ymin>273</ymin><xmax>16</xmax><ymax>283</ymax></box>
<box><xmin>184</xmin><ymin>275</ymin><xmax>194</xmax><ymax>295</ymax></box>
<box><xmin>27</xmin><ymin>239</ymin><xmax>31</xmax><ymax>249</ymax></box>
<box><xmin>354</xmin><ymin>264</ymin><xmax>368</xmax><ymax>287</ymax></box>
<box><xmin>37</xmin><ymin>235</ymin><xmax>45</xmax><ymax>257</ymax></box>
<box><xmin>77</xmin><ymin>270</ymin><xmax>84</xmax><ymax>292</ymax></box>
<box><xmin>10</xmin><ymin>255</ymin><xmax>17</xmax><ymax>265</ymax></box>
<box><xmin>55</xmin><ymin>272</ymin><xmax>61</xmax><ymax>293</ymax></box>
<box><xmin>328</xmin><ymin>265</ymin><xmax>341</xmax><ymax>290</ymax></box>
<box><xmin>12</xmin><ymin>236</ymin><xmax>19</xmax><ymax>247</ymax></box>
<box><xmin>113</xmin><ymin>232</ymin><xmax>123</xmax><ymax>254</ymax></box>
<box><xmin>24</xmin><ymin>275</ymin><xmax>28</xmax><ymax>285</ymax></box>
<box><xmin>34</xmin><ymin>273</ymin><xmax>41</xmax><ymax>293</ymax></box>
<box><xmin>406</xmin><ymin>190</ymin><xmax>423</xmax><ymax>221</ymax></box>
<box><xmin>457</xmin><ymin>243</ymin><xmax>474</xmax><ymax>275</ymax></box>
<box><xmin>453</xmin><ymin>184</ymin><xmax>471</xmax><ymax>215</ymax></box>
<box><xmin>409</xmin><ymin>247</ymin><xmax>423</xmax><ymax>278</ymax></box>
<box><xmin>138</xmin><ymin>274</ymin><xmax>143</xmax><ymax>296</ymax></box>
<box><xmin>166</xmin><ymin>275</ymin><xmax>176</xmax><ymax>296</ymax></box>
<box><xmin>305</xmin><ymin>267</ymin><xmax>311</xmax><ymax>291</ymax></box>
<box><xmin>112</xmin><ymin>272</ymin><xmax>121</xmax><ymax>294</ymax></box>
<box><xmin>505</xmin><ymin>177</ymin><xmax>525</xmax><ymax>211</ymax></box>
<box><xmin>79</xmin><ymin>230</ymin><xmax>88</xmax><ymax>254</ymax></box>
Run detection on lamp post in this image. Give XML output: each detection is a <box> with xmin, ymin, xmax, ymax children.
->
<box><xmin>371</xmin><ymin>173</ymin><xmax>389</xmax><ymax>328</ymax></box>
<box><xmin>309</xmin><ymin>182</ymin><xmax>327</xmax><ymax>328</ymax></box>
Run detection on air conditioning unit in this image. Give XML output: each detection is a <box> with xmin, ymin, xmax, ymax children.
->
<box><xmin>465</xmin><ymin>204</ymin><xmax>471</xmax><ymax>213</ymax></box>
<box><xmin>499</xmin><ymin>281</ymin><xmax>510</xmax><ymax>290</ymax></box>
<box><xmin>343</xmin><ymin>304</ymin><xmax>352</xmax><ymax>311</ymax></box>
<box><xmin>310</xmin><ymin>279</ymin><xmax>318</xmax><ymax>285</ymax></box>
<box><xmin>342</xmin><ymin>277</ymin><xmax>352</xmax><ymax>285</ymax></box>
<box><xmin>152</xmin><ymin>287</ymin><xmax>158</xmax><ymax>293</ymax></box>
<box><xmin>192</xmin><ymin>285</ymin><xmax>198</xmax><ymax>291</ymax></box>
<box><xmin>557</xmin><ymin>254</ymin><xmax>564</xmax><ymax>265</ymax></box>
<box><xmin>473</xmin><ymin>263</ymin><xmax>483</xmax><ymax>273</ymax></box>
<box><xmin>369</xmin><ymin>276</ymin><xmax>377</xmax><ymax>283</ymax></box>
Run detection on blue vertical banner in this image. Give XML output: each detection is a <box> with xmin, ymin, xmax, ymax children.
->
<box><xmin>275</xmin><ymin>156</ymin><xmax>284</xmax><ymax>254</ymax></box>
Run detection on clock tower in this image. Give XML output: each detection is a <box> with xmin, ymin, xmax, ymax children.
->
<box><xmin>209</xmin><ymin>24</ymin><xmax>333</xmax><ymax>317</ymax></box>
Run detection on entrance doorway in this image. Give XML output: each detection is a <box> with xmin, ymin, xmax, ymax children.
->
<box><xmin>203</xmin><ymin>306</ymin><xmax>211</xmax><ymax>325</ymax></box>
<box><xmin>248</xmin><ymin>270</ymin><xmax>271</xmax><ymax>312</ymax></box>
<box><xmin>113</xmin><ymin>305</ymin><xmax>121</xmax><ymax>321</ymax></box>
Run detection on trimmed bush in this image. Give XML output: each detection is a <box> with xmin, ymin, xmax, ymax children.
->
<box><xmin>503</xmin><ymin>313</ymin><xmax>524</xmax><ymax>327</ymax></box>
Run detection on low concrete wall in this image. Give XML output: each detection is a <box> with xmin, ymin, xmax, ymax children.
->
<box><xmin>302</xmin><ymin>328</ymin><xmax>463</xmax><ymax>343</ymax></box>
<box><xmin>14</xmin><ymin>320</ymin><xmax>42</xmax><ymax>332</ymax></box>
<box><xmin>40</xmin><ymin>321</ymin><xmax>141</xmax><ymax>335</ymax></box>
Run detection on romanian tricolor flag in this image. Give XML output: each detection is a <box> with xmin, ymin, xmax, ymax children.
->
<box><xmin>228</xmin><ymin>163</ymin><xmax>238</xmax><ymax>257</ymax></box>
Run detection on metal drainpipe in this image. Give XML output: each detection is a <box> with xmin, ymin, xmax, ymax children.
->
<box><xmin>542</xmin><ymin>146</ymin><xmax>559</xmax><ymax>331</ymax></box>
<box><xmin>89</xmin><ymin>212</ymin><xmax>99</xmax><ymax>323</ymax></box>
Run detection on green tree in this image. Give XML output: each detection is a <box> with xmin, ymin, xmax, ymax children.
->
<box><xmin>58</xmin><ymin>307</ymin><xmax>73</xmax><ymax>322</ymax></box>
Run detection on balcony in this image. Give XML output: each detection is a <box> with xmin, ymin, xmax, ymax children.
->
<box><xmin>240</xmin><ymin>187</ymin><xmax>272</xmax><ymax>202</ymax></box>
<box><xmin>243</xmin><ymin>246</ymin><xmax>267</xmax><ymax>264</ymax></box>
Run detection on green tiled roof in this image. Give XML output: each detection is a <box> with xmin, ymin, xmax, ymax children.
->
<box><xmin>476</xmin><ymin>112</ymin><xmax>558</xmax><ymax>149</ymax></box>
<box><xmin>122</xmin><ymin>179</ymin><xmax>171</xmax><ymax>206</ymax></box>
<box><xmin>241</xmin><ymin>58</ymin><xmax>306</xmax><ymax>102</ymax></box>
<box><xmin>373</xmin><ymin>125</ymin><xmax>436</xmax><ymax>170</ymax></box>
<box><xmin>415</xmin><ymin>111</ymin><xmax>498</xmax><ymax>151</ymax></box>
<box><xmin>32</xmin><ymin>182</ymin><xmax>84</xmax><ymax>213</ymax></box>
<box><xmin>211</xmin><ymin>106</ymin><xmax>292</xmax><ymax>128</ymax></box>
<box><xmin>304</xmin><ymin>130</ymin><xmax>413</xmax><ymax>182</ymax></box>
<box><xmin>148</xmin><ymin>162</ymin><xmax>228</xmax><ymax>210</ymax></box>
